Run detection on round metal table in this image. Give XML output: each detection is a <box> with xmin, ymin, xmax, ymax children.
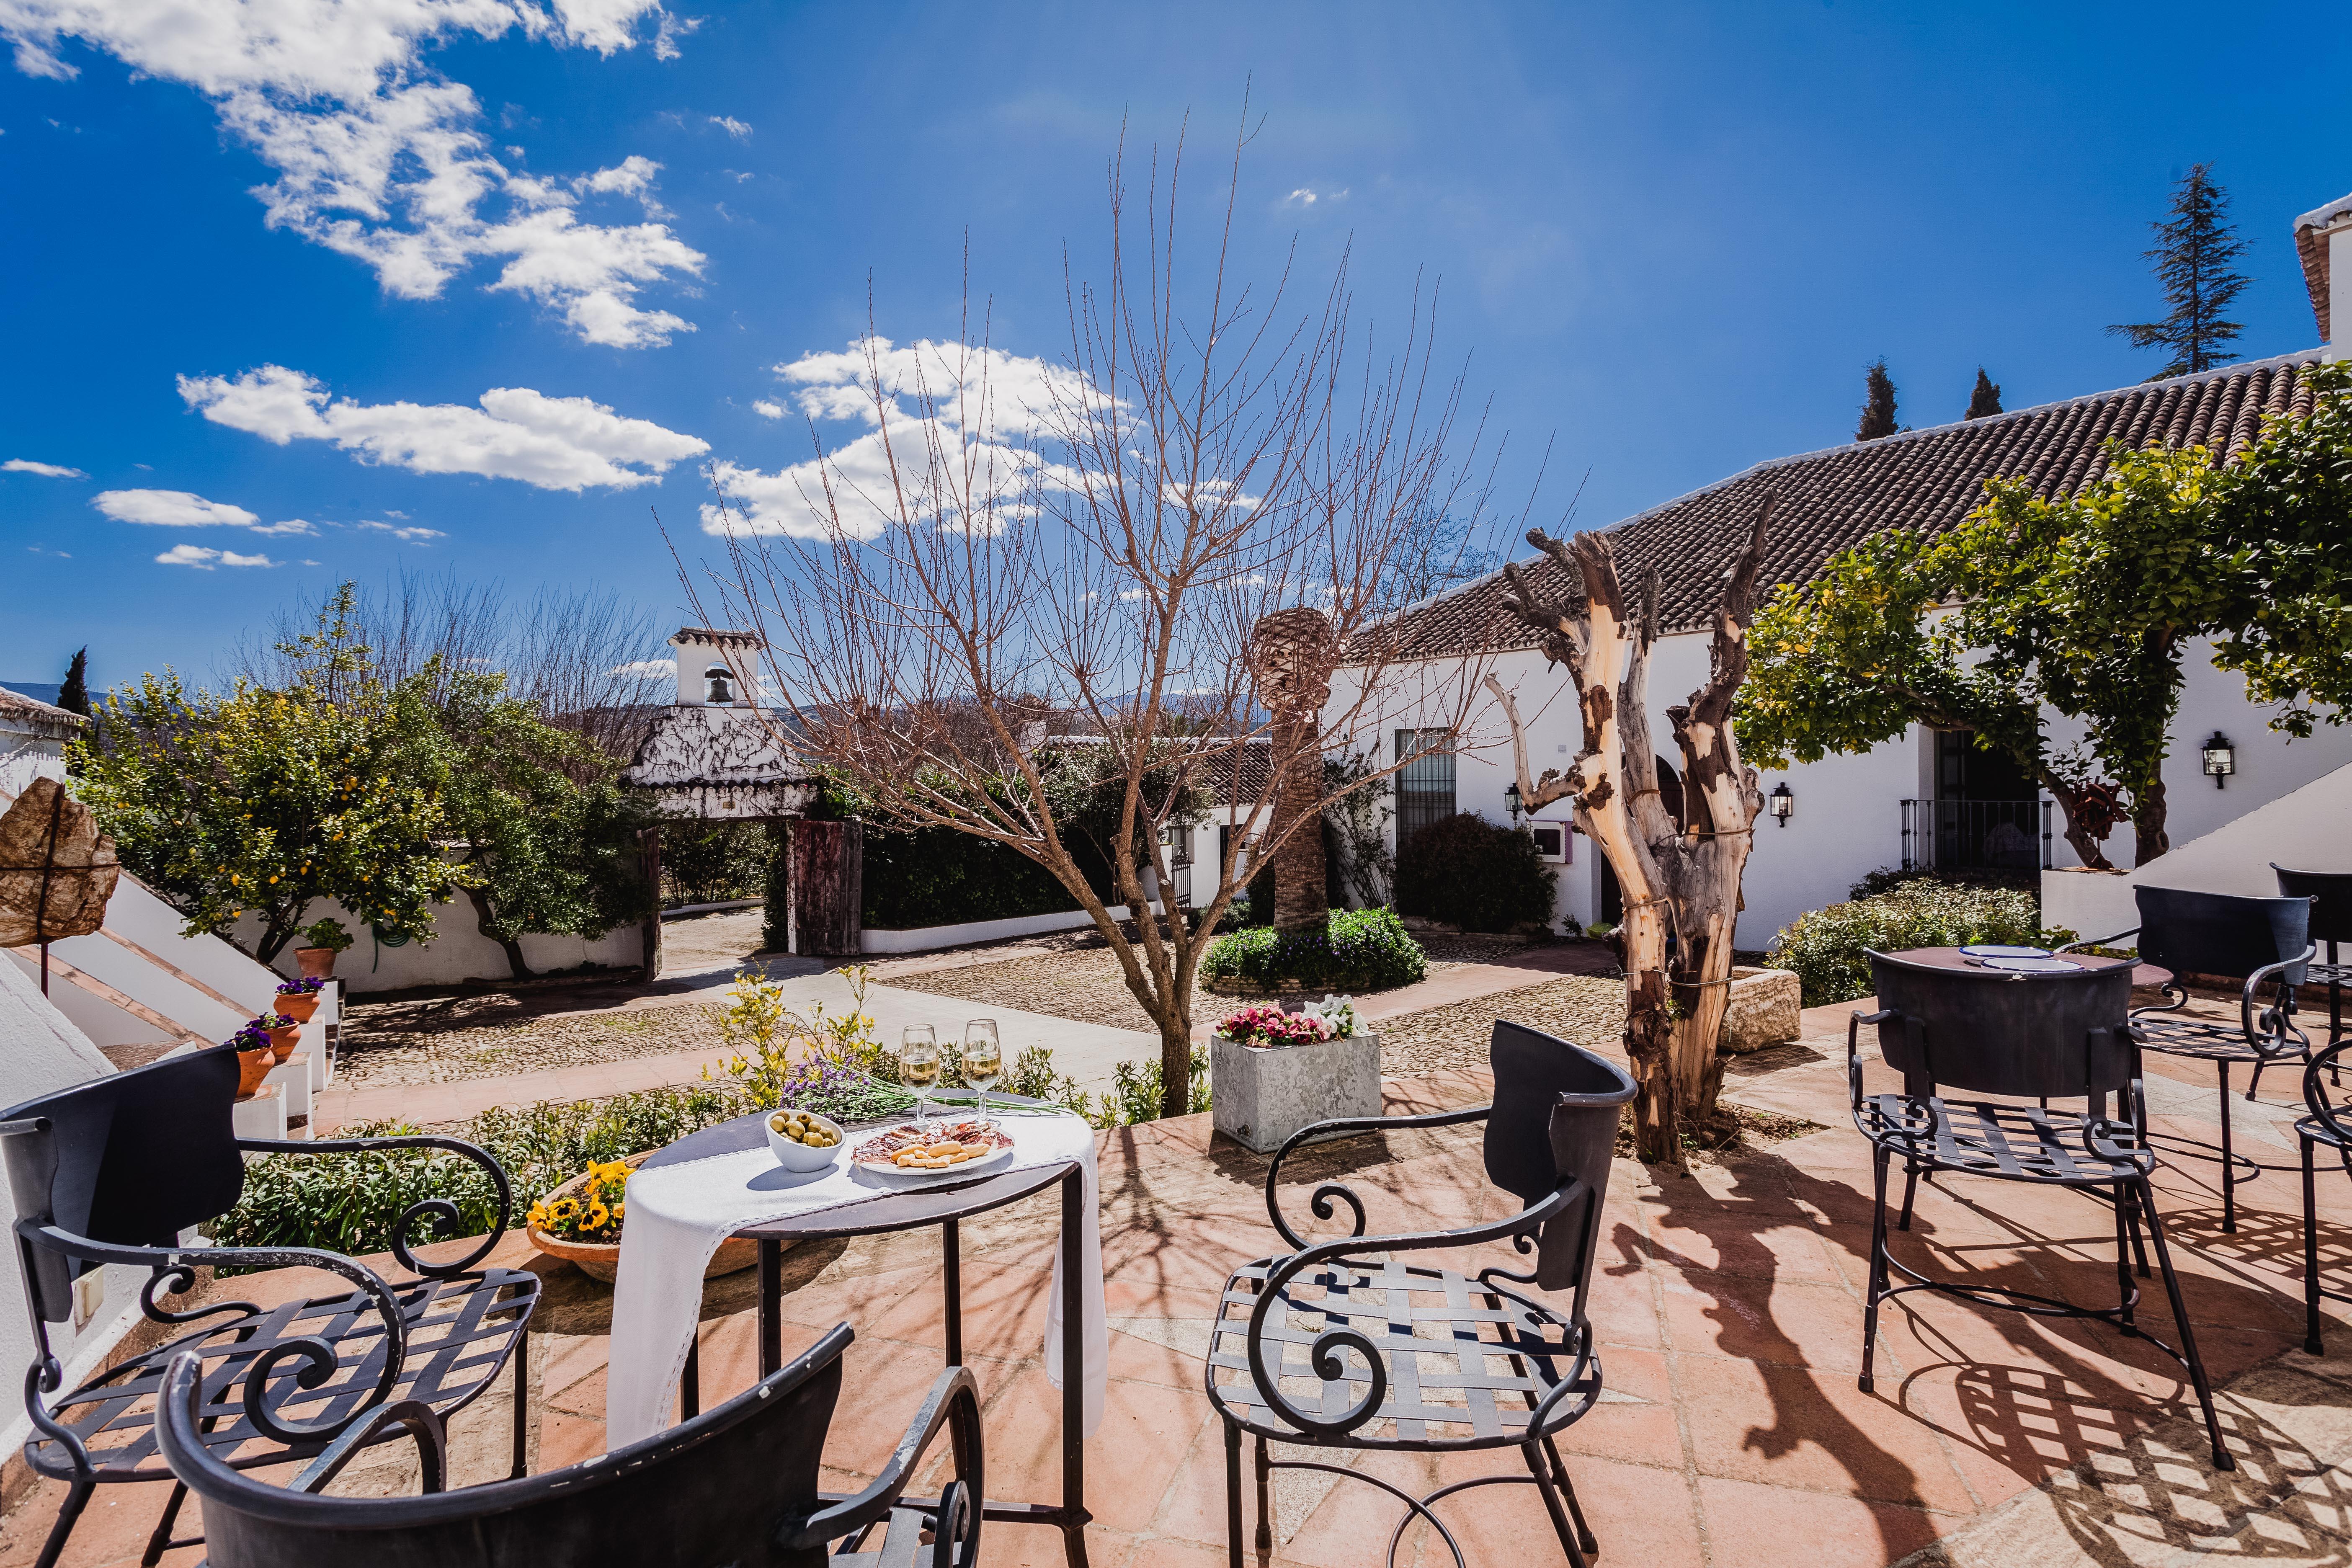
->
<box><xmin>1885</xmin><ymin>945</ymin><xmax>2169</xmax><ymax>990</ymax></box>
<box><xmin>640</xmin><ymin>1096</ymin><xmax>1094</xmax><ymax>1565</ymax></box>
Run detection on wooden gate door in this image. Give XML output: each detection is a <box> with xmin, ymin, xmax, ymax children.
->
<box><xmin>789</xmin><ymin>820</ymin><xmax>863</xmax><ymax>956</ymax></box>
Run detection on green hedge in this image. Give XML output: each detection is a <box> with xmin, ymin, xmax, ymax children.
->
<box><xmin>861</xmin><ymin>822</ymin><xmax>1087</xmax><ymax>929</ymax></box>
<box><xmin>1393</xmin><ymin>812</ymin><xmax>1557</xmax><ymax>933</ymax></box>
<box><xmin>1767</xmin><ymin>881</ymin><xmax>2072</xmax><ymax>1006</ymax></box>
<box><xmin>1200</xmin><ymin>906</ymin><xmax>1426</xmax><ymax>992</ymax></box>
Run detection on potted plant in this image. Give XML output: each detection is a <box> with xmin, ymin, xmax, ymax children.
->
<box><xmin>1208</xmin><ymin>996</ymin><xmax>1383</xmax><ymax>1155</ymax></box>
<box><xmin>524</xmin><ymin>1155</ymin><xmax>757</xmax><ymax>1284</ymax></box>
<box><xmin>294</xmin><ymin>917</ymin><xmax>352</xmax><ymax>980</ymax></box>
<box><xmin>223</xmin><ymin>1021</ymin><xmax>276</xmax><ymax>1098</ymax></box>
<box><xmin>274</xmin><ymin>974</ymin><xmax>326</xmax><ymax>1022</ymax></box>
<box><xmin>252</xmin><ymin>1013</ymin><xmax>300</xmax><ymax>1062</ymax></box>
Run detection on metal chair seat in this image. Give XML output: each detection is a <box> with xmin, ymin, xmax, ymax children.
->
<box><xmin>2131</xmin><ymin>1010</ymin><xmax>2307</xmax><ymax>1065</ymax></box>
<box><xmin>28</xmin><ymin>1267</ymin><xmax>537</xmax><ymax>1483</ymax></box>
<box><xmin>1207</xmin><ymin>1256</ymin><xmax>1595</xmax><ymax>1452</ymax></box>
<box><xmin>2299</xmin><ymin>1113</ymin><xmax>2350</xmax><ymax>1154</ymax></box>
<box><xmin>1859</xmin><ymin>1094</ymin><xmax>2152</xmax><ymax>1185</ymax></box>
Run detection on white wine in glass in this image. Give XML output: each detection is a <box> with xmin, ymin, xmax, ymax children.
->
<box><xmin>899</xmin><ymin>1025</ymin><xmax>940</xmax><ymax>1128</ymax></box>
<box><xmin>964</xmin><ymin>1020</ymin><xmax>1002</xmax><ymax>1123</ymax></box>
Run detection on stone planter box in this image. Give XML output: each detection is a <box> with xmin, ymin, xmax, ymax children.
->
<box><xmin>1718</xmin><ymin>966</ymin><xmax>1801</xmax><ymax>1054</ymax></box>
<box><xmin>1210</xmin><ymin>1032</ymin><xmax>1382</xmax><ymax>1155</ymax></box>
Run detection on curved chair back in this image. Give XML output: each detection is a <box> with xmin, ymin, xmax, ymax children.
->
<box><xmin>1486</xmin><ymin>1021</ymin><xmax>1637</xmax><ymax>1290</ymax></box>
<box><xmin>2275</xmin><ymin>867</ymin><xmax>2352</xmax><ymax>948</ymax></box>
<box><xmin>162</xmin><ymin>1323</ymin><xmax>854</xmax><ymax>1568</ymax></box>
<box><xmin>1865</xmin><ymin>950</ymin><xmax>2135</xmax><ymax>1100</ymax></box>
<box><xmin>2135</xmin><ymin>885</ymin><xmax>2313</xmax><ymax>985</ymax></box>
<box><xmin>0</xmin><ymin>1047</ymin><xmax>245</xmax><ymax>1323</ymax></box>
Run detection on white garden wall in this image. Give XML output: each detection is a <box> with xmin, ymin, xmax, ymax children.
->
<box><xmin>230</xmin><ymin>892</ymin><xmax>644</xmax><ymax>994</ymax></box>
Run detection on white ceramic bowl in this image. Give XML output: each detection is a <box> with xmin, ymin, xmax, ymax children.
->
<box><xmin>763</xmin><ymin>1107</ymin><xmax>845</xmax><ymax>1171</ymax></box>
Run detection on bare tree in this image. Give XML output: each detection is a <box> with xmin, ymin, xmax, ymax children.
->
<box><xmin>1485</xmin><ymin>501</ymin><xmax>1773</xmax><ymax>1163</ymax></box>
<box><xmin>691</xmin><ymin>122</ymin><xmax>1501</xmax><ymax>1114</ymax></box>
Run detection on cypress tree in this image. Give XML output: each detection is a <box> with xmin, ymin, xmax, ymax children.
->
<box><xmin>1855</xmin><ymin>359</ymin><xmax>1899</xmax><ymax>441</ymax></box>
<box><xmin>57</xmin><ymin>646</ymin><xmax>90</xmax><ymax>717</ymax></box>
<box><xmin>2107</xmin><ymin>163</ymin><xmax>2250</xmax><ymax>380</ymax></box>
<box><xmin>1965</xmin><ymin>368</ymin><xmax>2003</xmax><ymax>420</ymax></box>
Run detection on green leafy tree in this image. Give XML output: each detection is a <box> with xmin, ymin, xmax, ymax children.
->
<box><xmin>72</xmin><ymin>590</ymin><xmax>461</xmax><ymax>962</ymax></box>
<box><xmin>2108</xmin><ymin>163</ymin><xmax>2249</xmax><ymax>379</ymax></box>
<box><xmin>1855</xmin><ymin>359</ymin><xmax>1900</xmax><ymax>441</ymax></box>
<box><xmin>1965</xmin><ymin>369</ymin><xmax>2003</xmax><ymax>420</ymax></box>
<box><xmin>57</xmin><ymin>647</ymin><xmax>90</xmax><ymax>717</ymax></box>
<box><xmin>393</xmin><ymin>666</ymin><xmax>655</xmax><ymax>978</ymax></box>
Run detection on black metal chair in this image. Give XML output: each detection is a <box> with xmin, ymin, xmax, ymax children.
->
<box><xmin>2298</xmin><ymin>1037</ymin><xmax>2352</xmax><ymax>1354</ymax></box>
<box><xmin>1849</xmin><ymin>949</ymin><xmax>2233</xmax><ymax>1471</ymax></box>
<box><xmin>1204</xmin><ymin>1020</ymin><xmax>1635</xmax><ymax>1568</ymax></box>
<box><xmin>0</xmin><ymin>1047</ymin><xmax>539</xmax><ymax>1568</ymax></box>
<box><xmin>156</xmin><ymin>1320</ymin><xmax>983</xmax><ymax>1568</ymax></box>
<box><xmin>2276</xmin><ymin>866</ymin><xmax>2352</xmax><ymax>1052</ymax></box>
<box><xmin>2061</xmin><ymin>885</ymin><xmax>2317</xmax><ymax>1233</ymax></box>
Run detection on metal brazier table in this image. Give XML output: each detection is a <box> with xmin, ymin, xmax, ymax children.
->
<box><xmin>640</xmin><ymin>1099</ymin><xmax>1094</xmax><ymax>1566</ymax></box>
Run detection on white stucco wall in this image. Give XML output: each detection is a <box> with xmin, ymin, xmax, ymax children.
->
<box><xmin>230</xmin><ymin>891</ymin><xmax>644</xmax><ymax>993</ymax></box>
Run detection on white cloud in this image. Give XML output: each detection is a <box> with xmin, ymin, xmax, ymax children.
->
<box><xmin>709</xmin><ymin>114</ymin><xmax>750</xmax><ymax>139</ymax></box>
<box><xmin>4</xmin><ymin>457</ymin><xmax>84</xmax><ymax>477</ymax></box>
<box><xmin>247</xmin><ymin>518</ymin><xmax>319</xmax><ymax>536</ymax></box>
<box><xmin>608</xmin><ymin>658</ymin><xmax>674</xmax><ymax>677</ymax></box>
<box><xmin>650</xmin><ymin>9</ymin><xmax>697</xmax><ymax>58</ymax></box>
<box><xmin>704</xmin><ymin>336</ymin><xmax>1099</xmax><ymax>538</ymax></box>
<box><xmin>751</xmin><ymin>399</ymin><xmax>784</xmax><ymax>418</ymax></box>
<box><xmin>93</xmin><ymin>488</ymin><xmax>260</xmax><ymax>526</ymax></box>
<box><xmin>156</xmin><ymin>543</ymin><xmax>276</xmax><ymax>568</ymax></box>
<box><xmin>356</xmin><ymin>521</ymin><xmax>447</xmax><ymax>542</ymax></box>
<box><xmin>1283</xmin><ymin>187</ymin><xmax>1349</xmax><ymax>207</ymax></box>
<box><xmin>181</xmin><ymin>364</ymin><xmax>709</xmax><ymax>491</ymax></box>
<box><xmin>2</xmin><ymin>1</ymin><xmax>703</xmax><ymax>347</ymax></box>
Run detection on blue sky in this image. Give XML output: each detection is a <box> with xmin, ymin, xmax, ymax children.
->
<box><xmin>3</xmin><ymin>1</ymin><xmax>2344</xmax><ymax>696</ymax></box>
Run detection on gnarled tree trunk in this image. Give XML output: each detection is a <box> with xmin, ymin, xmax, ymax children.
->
<box><xmin>1253</xmin><ymin>608</ymin><xmax>1336</xmax><ymax>934</ymax></box>
<box><xmin>1489</xmin><ymin>500</ymin><xmax>1772</xmax><ymax>1164</ymax></box>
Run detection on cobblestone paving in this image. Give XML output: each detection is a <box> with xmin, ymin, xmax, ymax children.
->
<box><xmin>337</xmin><ymin>995</ymin><xmax>733</xmax><ymax>1090</ymax></box>
<box><xmin>1375</xmin><ymin>973</ymin><xmax>1629</xmax><ymax>1080</ymax></box>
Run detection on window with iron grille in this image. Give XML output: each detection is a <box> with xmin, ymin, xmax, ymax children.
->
<box><xmin>1395</xmin><ymin>729</ymin><xmax>1456</xmax><ymax>852</ymax></box>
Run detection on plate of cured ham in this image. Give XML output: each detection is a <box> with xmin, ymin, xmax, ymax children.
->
<box><xmin>851</xmin><ymin>1119</ymin><xmax>1016</xmax><ymax>1180</ymax></box>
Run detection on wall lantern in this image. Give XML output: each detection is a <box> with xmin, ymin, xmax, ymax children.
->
<box><xmin>1504</xmin><ymin>781</ymin><xmax>1524</xmax><ymax>827</ymax></box>
<box><xmin>1767</xmin><ymin>781</ymin><xmax>1795</xmax><ymax>825</ymax></box>
<box><xmin>2200</xmin><ymin>732</ymin><xmax>2236</xmax><ymax>789</ymax></box>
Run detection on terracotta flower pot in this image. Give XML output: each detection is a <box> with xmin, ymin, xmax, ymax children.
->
<box><xmin>525</xmin><ymin>1150</ymin><xmax>764</xmax><ymax>1284</ymax></box>
<box><xmin>234</xmin><ymin>1047</ymin><xmax>273</xmax><ymax>1099</ymax></box>
<box><xmin>266</xmin><ymin>1024</ymin><xmax>299</xmax><ymax>1062</ymax></box>
<box><xmin>276</xmin><ymin>992</ymin><xmax>320</xmax><ymax>1024</ymax></box>
<box><xmin>295</xmin><ymin>947</ymin><xmax>337</xmax><ymax>979</ymax></box>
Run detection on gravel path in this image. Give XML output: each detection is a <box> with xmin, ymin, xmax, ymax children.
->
<box><xmin>337</xmin><ymin>995</ymin><xmax>735</xmax><ymax>1090</ymax></box>
<box><xmin>1375</xmin><ymin>975</ymin><xmax>1628</xmax><ymax>1079</ymax></box>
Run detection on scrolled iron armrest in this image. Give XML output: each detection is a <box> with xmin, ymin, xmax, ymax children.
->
<box><xmin>1245</xmin><ymin>1183</ymin><xmax>1578</xmax><ymax>1441</ymax></box>
<box><xmin>2052</xmin><ymin>926</ymin><xmax>2140</xmax><ymax>957</ymax></box>
<box><xmin>1846</xmin><ymin>1009</ymin><xmax>1895</xmax><ymax>1115</ymax></box>
<box><xmin>776</xmin><ymin>1366</ymin><xmax>983</xmax><ymax>1553</ymax></box>
<box><xmin>290</xmin><ymin>1396</ymin><xmax>448</xmax><ymax>1495</ymax></box>
<box><xmin>239</xmin><ymin>1132</ymin><xmax>513</xmax><ymax>1278</ymax></box>
<box><xmin>1264</xmin><ymin>1104</ymin><xmax>1493</xmax><ymax>1251</ymax></box>
<box><xmin>19</xmin><ymin>1220</ymin><xmax>410</xmax><ymax>1444</ymax></box>
<box><xmin>2240</xmin><ymin>945</ymin><xmax>2317</xmax><ymax>1055</ymax></box>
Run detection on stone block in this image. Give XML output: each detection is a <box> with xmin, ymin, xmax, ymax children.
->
<box><xmin>1718</xmin><ymin>967</ymin><xmax>1800</xmax><ymax>1054</ymax></box>
<box><xmin>1210</xmin><ymin>1032</ymin><xmax>1383</xmax><ymax>1155</ymax></box>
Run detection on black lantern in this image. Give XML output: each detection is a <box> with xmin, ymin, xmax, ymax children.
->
<box><xmin>1767</xmin><ymin>781</ymin><xmax>1795</xmax><ymax>825</ymax></box>
<box><xmin>1504</xmin><ymin>781</ymin><xmax>1524</xmax><ymax>827</ymax></box>
<box><xmin>2200</xmin><ymin>732</ymin><xmax>2235</xmax><ymax>789</ymax></box>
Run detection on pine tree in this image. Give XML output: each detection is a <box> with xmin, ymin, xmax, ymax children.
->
<box><xmin>1855</xmin><ymin>359</ymin><xmax>1899</xmax><ymax>441</ymax></box>
<box><xmin>1965</xmin><ymin>368</ymin><xmax>2003</xmax><ymax>420</ymax></box>
<box><xmin>2107</xmin><ymin>163</ymin><xmax>2250</xmax><ymax>380</ymax></box>
<box><xmin>57</xmin><ymin>647</ymin><xmax>89</xmax><ymax>717</ymax></box>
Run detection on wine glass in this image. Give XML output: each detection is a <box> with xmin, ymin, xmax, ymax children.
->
<box><xmin>899</xmin><ymin>1024</ymin><xmax>940</xmax><ymax>1129</ymax></box>
<box><xmin>964</xmin><ymin>1020</ymin><xmax>1003</xmax><ymax>1124</ymax></box>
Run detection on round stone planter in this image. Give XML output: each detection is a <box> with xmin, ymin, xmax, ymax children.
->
<box><xmin>525</xmin><ymin>1150</ymin><xmax>763</xmax><ymax>1284</ymax></box>
<box><xmin>1209</xmin><ymin>1031</ymin><xmax>1382</xmax><ymax>1155</ymax></box>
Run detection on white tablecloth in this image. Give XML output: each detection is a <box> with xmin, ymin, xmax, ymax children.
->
<box><xmin>604</xmin><ymin>1112</ymin><xmax>1106</xmax><ymax>1449</ymax></box>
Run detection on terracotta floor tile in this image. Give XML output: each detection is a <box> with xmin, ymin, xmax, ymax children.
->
<box><xmin>1553</xmin><ymin>1345</ymin><xmax>1684</xmax><ymax>1471</ymax></box>
<box><xmin>536</xmin><ymin>1408</ymin><xmax>610</xmax><ymax>1471</ymax></box>
<box><xmin>1672</xmin><ymin>1354</ymin><xmax>1979</xmax><ymax>1514</ymax></box>
<box><xmin>973</xmin><ymin>1364</ymin><xmax>1210</xmax><ymax>1537</ymax></box>
<box><xmin>1424</xmin><ymin>1446</ymin><xmax>1703</xmax><ymax>1568</ymax></box>
<box><xmin>1656</xmin><ymin>1269</ymin><xmax>1867</xmax><ymax>1372</ymax></box>
<box><xmin>1643</xmin><ymin>1205</ymin><xmax>1845</xmax><ymax>1284</ymax></box>
<box><xmin>1696</xmin><ymin>1474</ymin><xmax>1948</xmax><ymax>1568</ymax></box>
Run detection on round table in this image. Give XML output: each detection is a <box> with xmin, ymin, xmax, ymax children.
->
<box><xmin>1885</xmin><ymin>945</ymin><xmax>2171</xmax><ymax>990</ymax></box>
<box><xmin>641</xmin><ymin>1095</ymin><xmax>1094</xmax><ymax>1565</ymax></box>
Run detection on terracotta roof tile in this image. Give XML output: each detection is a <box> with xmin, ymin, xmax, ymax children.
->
<box><xmin>1365</xmin><ymin>350</ymin><xmax>2329</xmax><ymax>661</ymax></box>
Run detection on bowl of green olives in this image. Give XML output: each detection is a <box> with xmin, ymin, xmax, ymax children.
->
<box><xmin>764</xmin><ymin>1106</ymin><xmax>844</xmax><ymax>1171</ymax></box>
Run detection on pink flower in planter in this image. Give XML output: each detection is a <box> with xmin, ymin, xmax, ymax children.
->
<box><xmin>1215</xmin><ymin>1004</ymin><xmax>1337</xmax><ymax>1048</ymax></box>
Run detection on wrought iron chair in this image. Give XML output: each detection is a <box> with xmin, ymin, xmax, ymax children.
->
<box><xmin>1204</xmin><ymin>1020</ymin><xmax>1636</xmax><ymax>1568</ymax></box>
<box><xmin>1849</xmin><ymin>949</ymin><xmax>2233</xmax><ymax>1470</ymax></box>
<box><xmin>2060</xmin><ymin>885</ymin><xmax>2316</xmax><ymax>1233</ymax></box>
<box><xmin>1</xmin><ymin>1047</ymin><xmax>539</xmax><ymax>1568</ymax></box>
<box><xmin>156</xmin><ymin>1320</ymin><xmax>983</xmax><ymax>1568</ymax></box>
<box><xmin>2276</xmin><ymin>866</ymin><xmax>2352</xmax><ymax>1052</ymax></box>
<box><xmin>2298</xmin><ymin>1037</ymin><xmax>2352</xmax><ymax>1354</ymax></box>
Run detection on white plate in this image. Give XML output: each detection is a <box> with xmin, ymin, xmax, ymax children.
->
<box><xmin>1960</xmin><ymin>944</ymin><xmax>2052</xmax><ymax>959</ymax></box>
<box><xmin>1979</xmin><ymin>956</ymin><xmax>2081</xmax><ymax>973</ymax></box>
<box><xmin>851</xmin><ymin>1123</ymin><xmax>1016</xmax><ymax>1181</ymax></box>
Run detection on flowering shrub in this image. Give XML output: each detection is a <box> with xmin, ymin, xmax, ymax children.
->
<box><xmin>1768</xmin><ymin>880</ymin><xmax>2073</xmax><ymax>1006</ymax></box>
<box><xmin>526</xmin><ymin>1159</ymin><xmax>628</xmax><ymax>1245</ymax></box>
<box><xmin>1216</xmin><ymin>1004</ymin><xmax>1334</xmax><ymax>1047</ymax></box>
<box><xmin>1200</xmin><ymin>907</ymin><xmax>1425</xmax><ymax>991</ymax></box>
<box><xmin>276</xmin><ymin>975</ymin><xmax>326</xmax><ymax>995</ymax></box>
<box><xmin>768</xmin><ymin>1053</ymin><xmax>917</xmax><ymax>1124</ymax></box>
